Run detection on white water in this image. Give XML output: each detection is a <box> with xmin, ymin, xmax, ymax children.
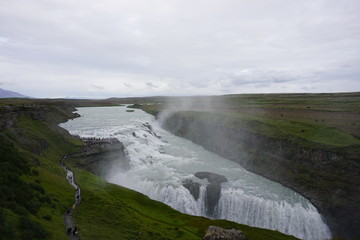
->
<box><xmin>60</xmin><ymin>106</ymin><xmax>331</xmax><ymax>240</ymax></box>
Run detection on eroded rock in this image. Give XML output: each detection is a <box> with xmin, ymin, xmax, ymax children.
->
<box><xmin>203</xmin><ymin>226</ymin><xmax>248</xmax><ymax>240</ymax></box>
<box><xmin>71</xmin><ymin>137</ymin><xmax>130</xmax><ymax>177</ymax></box>
<box><xmin>182</xmin><ymin>180</ymin><xmax>200</xmax><ymax>200</ymax></box>
<box><xmin>205</xmin><ymin>183</ymin><xmax>221</xmax><ymax>216</ymax></box>
<box><xmin>195</xmin><ymin>172</ymin><xmax>227</xmax><ymax>184</ymax></box>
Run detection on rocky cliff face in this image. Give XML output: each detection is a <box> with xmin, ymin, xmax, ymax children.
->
<box><xmin>161</xmin><ymin>111</ymin><xmax>360</xmax><ymax>239</ymax></box>
<box><xmin>70</xmin><ymin>137</ymin><xmax>129</xmax><ymax>177</ymax></box>
<box><xmin>0</xmin><ymin>104</ymin><xmax>80</xmax><ymax>157</ymax></box>
<box><xmin>0</xmin><ymin>104</ymin><xmax>129</xmax><ymax>179</ymax></box>
<box><xmin>183</xmin><ymin>172</ymin><xmax>228</xmax><ymax>217</ymax></box>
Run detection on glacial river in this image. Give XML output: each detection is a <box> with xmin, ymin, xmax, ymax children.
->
<box><xmin>60</xmin><ymin>106</ymin><xmax>331</xmax><ymax>240</ymax></box>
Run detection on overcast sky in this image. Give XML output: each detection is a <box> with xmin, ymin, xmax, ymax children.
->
<box><xmin>0</xmin><ymin>0</ymin><xmax>359</xmax><ymax>98</ymax></box>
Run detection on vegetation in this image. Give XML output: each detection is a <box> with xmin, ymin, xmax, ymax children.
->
<box><xmin>0</xmin><ymin>139</ymin><xmax>50</xmax><ymax>240</ymax></box>
<box><xmin>174</xmin><ymin>111</ymin><xmax>360</xmax><ymax>149</ymax></box>
<box><xmin>0</xmin><ymin>109</ymin><xmax>79</xmax><ymax>239</ymax></box>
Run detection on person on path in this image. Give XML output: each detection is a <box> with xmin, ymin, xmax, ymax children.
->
<box><xmin>62</xmin><ymin>159</ymin><xmax>81</xmax><ymax>240</ymax></box>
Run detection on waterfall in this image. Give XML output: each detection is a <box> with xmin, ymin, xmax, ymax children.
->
<box><xmin>216</xmin><ymin>188</ymin><xmax>331</xmax><ymax>240</ymax></box>
<box><xmin>61</xmin><ymin>106</ymin><xmax>332</xmax><ymax>240</ymax></box>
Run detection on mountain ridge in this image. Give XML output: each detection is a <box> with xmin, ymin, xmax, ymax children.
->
<box><xmin>0</xmin><ymin>88</ymin><xmax>29</xmax><ymax>98</ymax></box>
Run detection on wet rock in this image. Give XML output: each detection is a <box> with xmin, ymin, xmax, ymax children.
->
<box><xmin>203</xmin><ymin>226</ymin><xmax>248</xmax><ymax>240</ymax></box>
<box><xmin>195</xmin><ymin>172</ymin><xmax>227</xmax><ymax>184</ymax></box>
<box><xmin>143</xmin><ymin>122</ymin><xmax>157</xmax><ymax>137</ymax></box>
<box><xmin>205</xmin><ymin>183</ymin><xmax>221</xmax><ymax>216</ymax></box>
<box><xmin>193</xmin><ymin>171</ymin><xmax>227</xmax><ymax>216</ymax></box>
<box><xmin>183</xmin><ymin>180</ymin><xmax>200</xmax><ymax>200</ymax></box>
<box><xmin>72</xmin><ymin>112</ymin><xmax>81</xmax><ymax>119</ymax></box>
<box><xmin>144</xmin><ymin>122</ymin><xmax>153</xmax><ymax>131</ymax></box>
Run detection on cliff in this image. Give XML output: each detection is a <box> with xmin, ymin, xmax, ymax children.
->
<box><xmin>160</xmin><ymin>111</ymin><xmax>360</xmax><ymax>239</ymax></box>
<box><xmin>69</xmin><ymin>137</ymin><xmax>130</xmax><ymax>177</ymax></box>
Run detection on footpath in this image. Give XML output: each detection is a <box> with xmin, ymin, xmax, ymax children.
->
<box><xmin>60</xmin><ymin>155</ymin><xmax>81</xmax><ymax>240</ymax></box>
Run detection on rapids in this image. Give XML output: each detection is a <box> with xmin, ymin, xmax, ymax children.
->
<box><xmin>60</xmin><ymin>106</ymin><xmax>331</xmax><ymax>240</ymax></box>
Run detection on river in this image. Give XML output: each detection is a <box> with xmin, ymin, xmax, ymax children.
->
<box><xmin>60</xmin><ymin>106</ymin><xmax>331</xmax><ymax>240</ymax></box>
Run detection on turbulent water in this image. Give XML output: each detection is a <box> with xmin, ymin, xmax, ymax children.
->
<box><xmin>61</xmin><ymin>106</ymin><xmax>331</xmax><ymax>240</ymax></box>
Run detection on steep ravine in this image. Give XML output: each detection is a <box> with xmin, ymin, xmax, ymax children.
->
<box><xmin>160</xmin><ymin>111</ymin><xmax>360</xmax><ymax>239</ymax></box>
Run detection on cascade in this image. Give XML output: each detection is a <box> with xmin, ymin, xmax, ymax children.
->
<box><xmin>61</xmin><ymin>106</ymin><xmax>332</xmax><ymax>240</ymax></box>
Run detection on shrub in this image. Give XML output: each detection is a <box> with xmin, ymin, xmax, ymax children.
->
<box><xmin>29</xmin><ymin>182</ymin><xmax>45</xmax><ymax>194</ymax></box>
<box><xmin>42</xmin><ymin>215</ymin><xmax>52</xmax><ymax>221</ymax></box>
<box><xmin>19</xmin><ymin>216</ymin><xmax>49</xmax><ymax>240</ymax></box>
<box><xmin>31</xmin><ymin>169</ymin><xmax>39</xmax><ymax>176</ymax></box>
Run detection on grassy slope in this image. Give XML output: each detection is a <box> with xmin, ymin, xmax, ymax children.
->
<box><xmin>222</xmin><ymin>93</ymin><xmax>360</xmax><ymax>138</ymax></box>
<box><xmin>0</xmin><ymin>101</ymin><xmax>300</xmax><ymax>240</ymax></box>
<box><xmin>0</xmin><ymin>112</ymin><xmax>80</xmax><ymax>239</ymax></box>
<box><xmin>182</xmin><ymin>111</ymin><xmax>360</xmax><ymax>148</ymax></box>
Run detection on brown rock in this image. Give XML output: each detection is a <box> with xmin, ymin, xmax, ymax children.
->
<box><xmin>203</xmin><ymin>226</ymin><xmax>248</xmax><ymax>240</ymax></box>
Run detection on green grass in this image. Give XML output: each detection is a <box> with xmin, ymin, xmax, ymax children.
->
<box><xmin>0</xmin><ymin>136</ymin><xmax>74</xmax><ymax>240</ymax></box>
<box><xmin>177</xmin><ymin>111</ymin><xmax>360</xmax><ymax>149</ymax></box>
<box><xmin>0</xmin><ymin>109</ymin><xmax>81</xmax><ymax>239</ymax></box>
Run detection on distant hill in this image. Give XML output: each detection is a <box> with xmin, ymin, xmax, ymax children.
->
<box><xmin>0</xmin><ymin>88</ymin><xmax>29</xmax><ymax>98</ymax></box>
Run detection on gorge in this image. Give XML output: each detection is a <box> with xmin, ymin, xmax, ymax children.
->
<box><xmin>61</xmin><ymin>106</ymin><xmax>332</xmax><ymax>240</ymax></box>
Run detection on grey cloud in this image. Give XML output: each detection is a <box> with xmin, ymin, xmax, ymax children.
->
<box><xmin>254</xmin><ymin>83</ymin><xmax>271</xmax><ymax>88</ymax></box>
<box><xmin>188</xmin><ymin>79</ymin><xmax>216</xmax><ymax>89</ymax></box>
<box><xmin>146</xmin><ymin>82</ymin><xmax>158</xmax><ymax>88</ymax></box>
<box><xmin>91</xmin><ymin>84</ymin><xmax>104</xmax><ymax>90</ymax></box>
<box><xmin>124</xmin><ymin>83</ymin><xmax>132</xmax><ymax>88</ymax></box>
<box><xmin>224</xmin><ymin>68</ymin><xmax>307</xmax><ymax>86</ymax></box>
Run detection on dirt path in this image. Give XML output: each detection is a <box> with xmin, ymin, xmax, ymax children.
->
<box><xmin>61</xmin><ymin>156</ymin><xmax>81</xmax><ymax>240</ymax></box>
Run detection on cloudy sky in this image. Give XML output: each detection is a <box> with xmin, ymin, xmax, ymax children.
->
<box><xmin>0</xmin><ymin>0</ymin><xmax>359</xmax><ymax>98</ymax></box>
